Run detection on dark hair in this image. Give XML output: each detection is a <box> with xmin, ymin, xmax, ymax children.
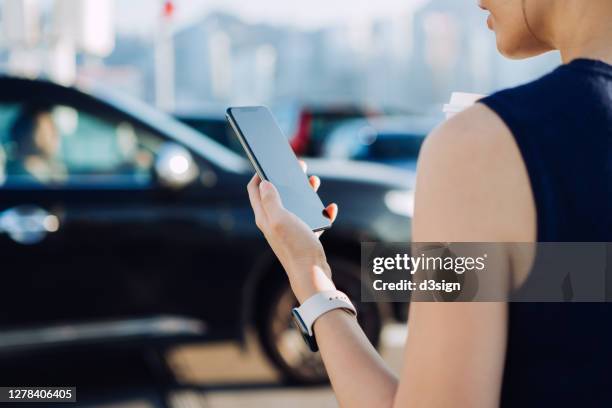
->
<box><xmin>10</xmin><ymin>104</ymin><xmax>52</xmax><ymax>157</ymax></box>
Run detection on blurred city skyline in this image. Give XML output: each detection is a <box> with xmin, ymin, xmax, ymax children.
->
<box><xmin>1</xmin><ymin>0</ymin><xmax>561</xmax><ymax>114</ymax></box>
<box><xmin>114</xmin><ymin>0</ymin><xmax>430</xmax><ymax>35</ymax></box>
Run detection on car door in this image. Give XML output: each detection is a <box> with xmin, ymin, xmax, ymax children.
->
<box><xmin>0</xmin><ymin>89</ymin><xmax>232</xmax><ymax>331</ymax></box>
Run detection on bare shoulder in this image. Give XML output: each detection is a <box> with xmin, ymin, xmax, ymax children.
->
<box><xmin>427</xmin><ymin>103</ymin><xmax>509</xmax><ymax>149</ymax></box>
<box><xmin>413</xmin><ymin>103</ymin><xmax>535</xmax><ymax>242</ymax></box>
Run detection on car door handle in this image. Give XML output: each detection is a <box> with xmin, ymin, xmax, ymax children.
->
<box><xmin>0</xmin><ymin>205</ymin><xmax>60</xmax><ymax>245</ymax></box>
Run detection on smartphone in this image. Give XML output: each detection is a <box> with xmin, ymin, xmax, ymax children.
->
<box><xmin>226</xmin><ymin>106</ymin><xmax>331</xmax><ymax>232</ymax></box>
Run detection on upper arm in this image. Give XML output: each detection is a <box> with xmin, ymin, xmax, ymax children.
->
<box><xmin>396</xmin><ymin>302</ymin><xmax>507</xmax><ymax>408</ymax></box>
<box><xmin>393</xmin><ymin>104</ymin><xmax>534</xmax><ymax>408</ymax></box>
<box><xmin>412</xmin><ymin>103</ymin><xmax>535</xmax><ymax>243</ymax></box>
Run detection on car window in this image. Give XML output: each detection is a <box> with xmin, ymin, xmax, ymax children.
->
<box><xmin>367</xmin><ymin>134</ymin><xmax>424</xmax><ymax>160</ymax></box>
<box><xmin>0</xmin><ymin>102</ymin><xmax>164</xmax><ymax>188</ymax></box>
<box><xmin>0</xmin><ymin>103</ymin><xmax>22</xmax><ymax>185</ymax></box>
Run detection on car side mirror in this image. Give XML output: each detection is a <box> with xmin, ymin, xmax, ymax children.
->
<box><xmin>154</xmin><ymin>142</ymin><xmax>199</xmax><ymax>189</ymax></box>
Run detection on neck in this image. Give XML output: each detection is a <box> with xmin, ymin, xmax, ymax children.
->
<box><xmin>553</xmin><ymin>1</ymin><xmax>612</xmax><ymax>64</ymax></box>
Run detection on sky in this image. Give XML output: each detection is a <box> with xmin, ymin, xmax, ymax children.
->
<box><xmin>115</xmin><ymin>0</ymin><xmax>431</xmax><ymax>35</ymax></box>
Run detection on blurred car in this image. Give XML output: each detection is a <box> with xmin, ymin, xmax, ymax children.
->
<box><xmin>322</xmin><ymin>116</ymin><xmax>440</xmax><ymax>172</ymax></box>
<box><xmin>289</xmin><ymin>105</ymin><xmax>377</xmax><ymax>157</ymax></box>
<box><xmin>174</xmin><ymin>110</ymin><xmax>245</xmax><ymax>156</ymax></box>
<box><xmin>0</xmin><ymin>77</ymin><xmax>413</xmax><ymax>384</ymax></box>
<box><xmin>174</xmin><ymin>105</ymin><xmax>377</xmax><ymax>160</ymax></box>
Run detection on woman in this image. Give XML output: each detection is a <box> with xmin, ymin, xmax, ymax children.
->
<box><xmin>8</xmin><ymin>105</ymin><xmax>66</xmax><ymax>184</ymax></box>
<box><xmin>247</xmin><ymin>0</ymin><xmax>611</xmax><ymax>406</ymax></box>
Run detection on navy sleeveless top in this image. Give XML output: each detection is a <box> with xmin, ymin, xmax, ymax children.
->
<box><xmin>480</xmin><ymin>59</ymin><xmax>612</xmax><ymax>407</ymax></box>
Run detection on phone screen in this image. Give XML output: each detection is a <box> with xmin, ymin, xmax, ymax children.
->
<box><xmin>227</xmin><ymin>106</ymin><xmax>331</xmax><ymax>231</ymax></box>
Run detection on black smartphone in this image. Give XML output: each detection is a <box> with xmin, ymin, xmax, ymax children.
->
<box><xmin>226</xmin><ymin>106</ymin><xmax>331</xmax><ymax>232</ymax></box>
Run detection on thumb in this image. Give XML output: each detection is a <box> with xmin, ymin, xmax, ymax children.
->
<box><xmin>259</xmin><ymin>181</ymin><xmax>285</xmax><ymax>215</ymax></box>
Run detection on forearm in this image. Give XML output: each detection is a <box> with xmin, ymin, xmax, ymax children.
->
<box><xmin>290</xmin><ymin>263</ymin><xmax>398</xmax><ymax>408</ymax></box>
<box><xmin>314</xmin><ymin>308</ymin><xmax>398</xmax><ymax>408</ymax></box>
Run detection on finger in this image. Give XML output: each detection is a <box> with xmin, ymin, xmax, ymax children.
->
<box><xmin>247</xmin><ymin>174</ymin><xmax>265</xmax><ymax>226</ymax></box>
<box><xmin>259</xmin><ymin>180</ymin><xmax>286</xmax><ymax>221</ymax></box>
<box><xmin>323</xmin><ymin>203</ymin><xmax>338</xmax><ymax>223</ymax></box>
<box><xmin>309</xmin><ymin>175</ymin><xmax>320</xmax><ymax>192</ymax></box>
<box><xmin>299</xmin><ymin>160</ymin><xmax>307</xmax><ymax>174</ymax></box>
<box><xmin>316</xmin><ymin>203</ymin><xmax>338</xmax><ymax>238</ymax></box>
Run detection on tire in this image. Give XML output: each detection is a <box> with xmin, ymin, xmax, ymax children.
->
<box><xmin>255</xmin><ymin>257</ymin><xmax>385</xmax><ymax>385</ymax></box>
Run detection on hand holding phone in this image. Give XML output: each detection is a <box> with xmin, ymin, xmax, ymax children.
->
<box><xmin>246</xmin><ymin>173</ymin><xmax>338</xmax><ymax>303</ymax></box>
<box><xmin>226</xmin><ymin>106</ymin><xmax>331</xmax><ymax>232</ymax></box>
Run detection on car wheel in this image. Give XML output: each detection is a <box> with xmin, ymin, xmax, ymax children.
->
<box><xmin>256</xmin><ymin>257</ymin><xmax>384</xmax><ymax>385</ymax></box>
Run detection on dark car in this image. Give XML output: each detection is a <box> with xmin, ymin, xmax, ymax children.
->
<box><xmin>0</xmin><ymin>77</ymin><xmax>412</xmax><ymax>384</ymax></box>
<box><xmin>174</xmin><ymin>110</ymin><xmax>246</xmax><ymax>156</ymax></box>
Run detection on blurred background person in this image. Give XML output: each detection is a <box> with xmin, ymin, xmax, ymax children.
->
<box><xmin>7</xmin><ymin>105</ymin><xmax>66</xmax><ymax>184</ymax></box>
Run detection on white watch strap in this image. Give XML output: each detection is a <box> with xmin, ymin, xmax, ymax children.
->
<box><xmin>295</xmin><ymin>290</ymin><xmax>357</xmax><ymax>336</ymax></box>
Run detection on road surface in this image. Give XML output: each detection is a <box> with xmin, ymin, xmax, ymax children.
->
<box><xmin>0</xmin><ymin>324</ymin><xmax>407</xmax><ymax>408</ymax></box>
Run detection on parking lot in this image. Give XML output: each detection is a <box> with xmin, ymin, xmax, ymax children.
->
<box><xmin>2</xmin><ymin>2</ymin><xmax>596</xmax><ymax>407</ymax></box>
<box><xmin>1</xmin><ymin>324</ymin><xmax>406</xmax><ymax>408</ymax></box>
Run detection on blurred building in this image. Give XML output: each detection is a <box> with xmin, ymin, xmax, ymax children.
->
<box><xmin>408</xmin><ymin>0</ymin><xmax>559</xmax><ymax>108</ymax></box>
<box><xmin>167</xmin><ymin>2</ymin><xmax>559</xmax><ymax>114</ymax></box>
<box><xmin>0</xmin><ymin>0</ymin><xmax>561</xmax><ymax>114</ymax></box>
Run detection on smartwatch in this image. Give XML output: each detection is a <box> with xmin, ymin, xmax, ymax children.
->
<box><xmin>291</xmin><ymin>290</ymin><xmax>357</xmax><ymax>352</ymax></box>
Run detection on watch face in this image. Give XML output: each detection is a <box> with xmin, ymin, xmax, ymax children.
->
<box><xmin>291</xmin><ymin>308</ymin><xmax>319</xmax><ymax>352</ymax></box>
<box><xmin>291</xmin><ymin>308</ymin><xmax>308</xmax><ymax>335</ymax></box>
